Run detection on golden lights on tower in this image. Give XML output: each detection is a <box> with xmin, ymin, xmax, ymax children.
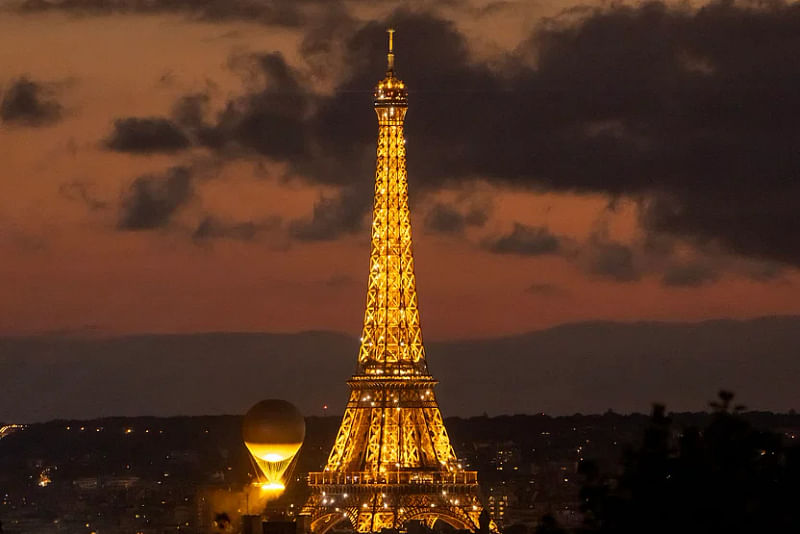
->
<box><xmin>302</xmin><ymin>30</ymin><xmax>493</xmax><ymax>533</ymax></box>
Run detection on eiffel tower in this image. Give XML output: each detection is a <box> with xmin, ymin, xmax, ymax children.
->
<box><xmin>301</xmin><ymin>30</ymin><xmax>490</xmax><ymax>534</ymax></box>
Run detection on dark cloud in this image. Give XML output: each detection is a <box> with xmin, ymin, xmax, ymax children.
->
<box><xmin>17</xmin><ymin>0</ymin><xmax>305</xmax><ymax>26</ymax></box>
<box><xmin>0</xmin><ymin>218</ymin><xmax>48</xmax><ymax>252</ymax></box>
<box><xmin>288</xmin><ymin>185</ymin><xmax>368</xmax><ymax>241</ymax></box>
<box><xmin>585</xmin><ymin>238</ymin><xmax>639</xmax><ymax>282</ymax></box>
<box><xmin>662</xmin><ymin>261</ymin><xmax>719</xmax><ymax>287</ymax></box>
<box><xmin>484</xmin><ymin>223</ymin><xmax>561</xmax><ymax>256</ymax></box>
<box><xmin>424</xmin><ymin>202</ymin><xmax>488</xmax><ymax>235</ymax></box>
<box><xmin>0</xmin><ymin>77</ymin><xmax>61</xmax><ymax>126</ymax></box>
<box><xmin>640</xmin><ymin>187</ymin><xmax>800</xmax><ymax>269</ymax></box>
<box><xmin>530</xmin><ymin>1</ymin><xmax>800</xmax><ymax>267</ymax></box>
<box><xmin>97</xmin><ymin>2</ymin><xmax>800</xmax><ymax>262</ymax></box>
<box><xmin>192</xmin><ymin>215</ymin><xmax>280</xmax><ymax>242</ymax></box>
<box><xmin>105</xmin><ymin>118</ymin><xmax>190</xmax><ymax>153</ymax></box>
<box><xmin>200</xmin><ymin>53</ymin><xmax>311</xmax><ymax>160</ymax></box>
<box><xmin>525</xmin><ymin>283</ymin><xmax>568</xmax><ymax>297</ymax></box>
<box><xmin>741</xmin><ymin>261</ymin><xmax>784</xmax><ymax>283</ymax></box>
<box><xmin>297</xmin><ymin>4</ymin><xmax>357</xmax><ymax>80</ymax></box>
<box><xmin>305</xmin><ymin>12</ymin><xmax>490</xmax><ymax>187</ymax></box>
<box><xmin>118</xmin><ymin>166</ymin><xmax>193</xmax><ymax>230</ymax></box>
<box><xmin>172</xmin><ymin>93</ymin><xmax>210</xmax><ymax>130</ymax></box>
<box><xmin>58</xmin><ymin>181</ymin><xmax>108</xmax><ymax>210</ymax></box>
<box><xmin>314</xmin><ymin>4</ymin><xmax>800</xmax><ymax>266</ymax></box>
<box><xmin>424</xmin><ymin>203</ymin><xmax>465</xmax><ymax>234</ymax></box>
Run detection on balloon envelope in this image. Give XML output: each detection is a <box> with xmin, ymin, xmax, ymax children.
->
<box><xmin>242</xmin><ymin>399</ymin><xmax>306</xmax><ymax>463</ymax></box>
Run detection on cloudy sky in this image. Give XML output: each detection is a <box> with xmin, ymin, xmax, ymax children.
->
<box><xmin>2</xmin><ymin>0</ymin><xmax>800</xmax><ymax>340</ymax></box>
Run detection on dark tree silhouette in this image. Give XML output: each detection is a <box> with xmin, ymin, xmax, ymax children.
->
<box><xmin>213</xmin><ymin>512</ymin><xmax>232</xmax><ymax>532</ymax></box>
<box><xmin>503</xmin><ymin>523</ymin><xmax>528</xmax><ymax>534</ymax></box>
<box><xmin>479</xmin><ymin>508</ymin><xmax>492</xmax><ymax>534</ymax></box>
<box><xmin>535</xmin><ymin>514</ymin><xmax>566</xmax><ymax>534</ymax></box>
<box><xmin>577</xmin><ymin>391</ymin><xmax>800</xmax><ymax>534</ymax></box>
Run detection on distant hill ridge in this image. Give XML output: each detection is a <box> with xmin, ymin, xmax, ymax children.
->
<box><xmin>2</xmin><ymin>316</ymin><xmax>799</xmax><ymax>422</ymax></box>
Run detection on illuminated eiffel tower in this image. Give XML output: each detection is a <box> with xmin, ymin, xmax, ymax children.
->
<box><xmin>301</xmin><ymin>30</ymin><xmax>490</xmax><ymax>534</ymax></box>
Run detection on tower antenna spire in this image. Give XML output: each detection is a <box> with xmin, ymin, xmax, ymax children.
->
<box><xmin>386</xmin><ymin>28</ymin><xmax>395</xmax><ymax>75</ymax></box>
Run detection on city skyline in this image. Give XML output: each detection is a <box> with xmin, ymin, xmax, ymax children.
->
<box><xmin>3</xmin><ymin>0</ymin><xmax>800</xmax><ymax>339</ymax></box>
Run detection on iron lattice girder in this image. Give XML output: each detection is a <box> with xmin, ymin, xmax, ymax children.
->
<box><xmin>357</xmin><ymin>110</ymin><xmax>425</xmax><ymax>372</ymax></box>
<box><xmin>307</xmin><ymin>472</ymin><xmax>479</xmax><ymax>487</ymax></box>
<box><xmin>303</xmin><ymin>36</ymin><xmax>491</xmax><ymax>533</ymax></box>
<box><xmin>323</xmin><ymin>381</ymin><xmax>459</xmax><ymax>473</ymax></box>
<box><xmin>302</xmin><ymin>484</ymin><xmax>484</xmax><ymax>533</ymax></box>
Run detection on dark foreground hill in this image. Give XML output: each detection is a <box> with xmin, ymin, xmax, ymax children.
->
<box><xmin>2</xmin><ymin>316</ymin><xmax>800</xmax><ymax>422</ymax></box>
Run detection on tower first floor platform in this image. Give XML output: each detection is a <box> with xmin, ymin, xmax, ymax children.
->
<box><xmin>301</xmin><ymin>474</ymin><xmax>486</xmax><ymax>533</ymax></box>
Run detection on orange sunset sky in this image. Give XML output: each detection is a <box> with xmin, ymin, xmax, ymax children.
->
<box><xmin>2</xmin><ymin>0</ymin><xmax>799</xmax><ymax>339</ymax></box>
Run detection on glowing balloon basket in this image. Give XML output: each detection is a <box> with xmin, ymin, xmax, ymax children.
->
<box><xmin>242</xmin><ymin>399</ymin><xmax>306</xmax><ymax>497</ymax></box>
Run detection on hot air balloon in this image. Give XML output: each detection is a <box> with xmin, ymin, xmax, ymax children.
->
<box><xmin>242</xmin><ymin>399</ymin><xmax>305</xmax><ymax>493</ymax></box>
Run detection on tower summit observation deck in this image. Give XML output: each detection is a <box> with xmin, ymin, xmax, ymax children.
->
<box><xmin>301</xmin><ymin>30</ymin><xmax>491</xmax><ymax>533</ymax></box>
